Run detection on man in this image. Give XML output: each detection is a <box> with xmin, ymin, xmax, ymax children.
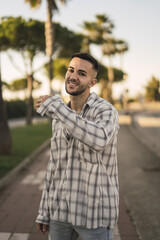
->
<box><xmin>35</xmin><ymin>52</ymin><xmax>119</xmax><ymax>240</ymax></box>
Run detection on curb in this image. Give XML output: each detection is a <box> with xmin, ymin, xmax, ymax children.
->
<box><xmin>0</xmin><ymin>139</ymin><xmax>50</xmax><ymax>190</ymax></box>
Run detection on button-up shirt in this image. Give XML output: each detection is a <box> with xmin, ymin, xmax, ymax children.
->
<box><xmin>36</xmin><ymin>92</ymin><xmax>119</xmax><ymax>229</ymax></box>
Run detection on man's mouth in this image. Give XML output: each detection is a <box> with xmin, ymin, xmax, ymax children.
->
<box><xmin>67</xmin><ymin>80</ymin><xmax>79</xmax><ymax>86</ymax></box>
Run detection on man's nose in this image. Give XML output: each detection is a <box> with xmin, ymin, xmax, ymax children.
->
<box><xmin>70</xmin><ymin>71</ymin><xmax>78</xmax><ymax>80</ymax></box>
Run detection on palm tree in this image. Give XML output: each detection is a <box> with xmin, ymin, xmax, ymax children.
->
<box><xmin>82</xmin><ymin>14</ymin><xmax>115</xmax><ymax>102</ymax></box>
<box><xmin>115</xmin><ymin>39</ymin><xmax>128</xmax><ymax>70</ymax></box>
<box><xmin>25</xmin><ymin>0</ymin><xmax>67</xmax><ymax>93</ymax></box>
<box><xmin>82</xmin><ymin>14</ymin><xmax>128</xmax><ymax>103</ymax></box>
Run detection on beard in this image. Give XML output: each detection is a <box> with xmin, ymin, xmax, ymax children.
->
<box><xmin>65</xmin><ymin>81</ymin><xmax>89</xmax><ymax>96</ymax></box>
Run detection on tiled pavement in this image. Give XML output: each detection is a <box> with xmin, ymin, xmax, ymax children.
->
<box><xmin>0</xmin><ymin>147</ymin><xmax>139</xmax><ymax>240</ymax></box>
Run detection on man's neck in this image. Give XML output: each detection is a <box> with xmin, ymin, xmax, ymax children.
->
<box><xmin>70</xmin><ymin>92</ymin><xmax>90</xmax><ymax>114</ymax></box>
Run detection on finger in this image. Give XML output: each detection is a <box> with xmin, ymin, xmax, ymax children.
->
<box><xmin>42</xmin><ymin>95</ymin><xmax>50</xmax><ymax>102</ymax></box>
<box><xmin>36</xmin><ymin>102</ymin><xmax>40</xmax><ymax>107</ymax></box>
<box><xmin>36</xmin><ymin>223</ymin><xmax>44</xmax><ymax>235</ymax></box>
<box><xmin>36</xmin><ymin>98</ymin><xmax>42</xmax><ymax>103</ymax></box>
<box><xmin>42</xmin><ymin>224</ymin><xmax>48</xmax><ymax>233</ymax></box>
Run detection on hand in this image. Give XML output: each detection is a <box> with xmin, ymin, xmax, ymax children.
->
<box><xmin>36</xmin><ymin>222</ymin><xmax>49</xmax><ymax>235</ymax></box>
<box><xmin>35</xmin><ymin>95</ymin><xmax>51</xmax><ymax>111</ymax></box>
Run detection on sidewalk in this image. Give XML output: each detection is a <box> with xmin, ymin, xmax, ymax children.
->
<box><xmin>8</xmin><ymin>117</ymin><xmax>47</xmax><ymax>128</ymax></box>
<box><xmin>0</xmin><ymin>115</ymin><xmax>142</xmax><ymax>240</ymax></box>
<box><xmin>0</xmin><ymin>148</ymin><xmax>139</xmax><ymax>240</ymax></box>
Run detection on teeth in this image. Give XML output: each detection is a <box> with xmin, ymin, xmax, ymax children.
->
<box><xmin>68</xmin><ymin>81</ymin><xmax>78</xmax><ymax>86</ymax></box>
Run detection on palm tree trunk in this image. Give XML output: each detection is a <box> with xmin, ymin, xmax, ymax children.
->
<box><xmin>45</xmin><ymin>0</ymin><xmax>54</xmax><ymax>93</ymax></box>
<box><xmin>49</xmin><ymin>55</ymin><xmax>53</xmax><ymax>93</ymax></box>
<box><xmin>107</xmin><ymin>57</ymin><xmax>114</xmax><ymax>104</ymax></box>
<box><xmin>0</xmin><ymin>52</ymin><xmax>12</xmax><ymax>154</ymax></box>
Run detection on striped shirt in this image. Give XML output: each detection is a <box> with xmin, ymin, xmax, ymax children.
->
<box><xmin>36</xmin><ymin>92</ymin><xmax>119</xmax><ymax>229</ymax></box>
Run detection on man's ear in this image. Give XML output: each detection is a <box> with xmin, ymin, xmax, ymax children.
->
<box><xmin>89</xmin><ymin>79</ymin><xmax>97</xmax><ymax>88</ymax></box>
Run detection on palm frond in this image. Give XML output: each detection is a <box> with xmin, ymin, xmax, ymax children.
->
<box><xmin>25</xmin><ymin>0</ymin><xmax>41</xmax><ymax>8</ymax></box>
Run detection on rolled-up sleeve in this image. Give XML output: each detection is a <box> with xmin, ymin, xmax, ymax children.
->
<box><xmin>37</xmin><ymin>96</ymin><xmax>119</xmax><ymax>152</ymax></box>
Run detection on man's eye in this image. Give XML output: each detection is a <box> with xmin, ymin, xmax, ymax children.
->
<box><xmin>79</xmin><ymin>72</ymin><xmax>86</xmax><ymax>76</ymax></box>
<box><xmin>68</xmin><ymin>69</ymin><xmax>74</xmax><ymax>73</ymax></box>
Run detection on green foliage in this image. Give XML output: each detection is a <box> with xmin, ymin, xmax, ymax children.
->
<box><xmin>54</xmin><ymin>23</ymin><xmax>83</xmax><ymax>58</ymax></box>
<box><xmin>25</xmin><ymin>0</ymin><xmax>41</xmax><ymax>8</ymax></box>
<box><xmin>98</xmin><ymin>63</ymin><xmax>126</xmax><ymax>82</ymax></box>
<box><xmin>7</xmin><ymin>78</ymin><xmax>42</xmax><ymax>91</ymax></box>
<box><xmin>7</xmin><ymin>78</ymin><xmax>28</xmax><ymax>91</ymax></box>
<box><xmin>53</xmin><ymin>58</ymin><xmax>70</xmax><ymax>78</ymax></box>
<box><xmin>0</xmin><ymin>17</ymin><xmax>45</xmax><ymax>54</ymax></box>
<box><xmin>82</xmin><ymin>13</ymin><xmax>128</xmax><ymax>57</ymax></box>
<box><xmin>5</xmin><ymin>100</ymin><xmax>27</xmax><ymax>119</ymax></box>
<box><xmin>145</xmin><ymin>76</ymin><xmax>160</xmax><ymax>101</ymax></box>
<box><xmin>0</xmin><ymin>122</ymin><xmax>51</xmax><ymax>178</ymax></box>
<box><xmin>0</xmin><ymin>17</ymin><xmax>83</xmax><ymax>65</ymax></box>
<box><xmin>82</xmin><ymin>14</ymin><xmax>114</xmax><ymax>45</ymax></box>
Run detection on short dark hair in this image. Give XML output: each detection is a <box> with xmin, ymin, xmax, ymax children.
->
<box><xmin>71</xmin><ymin>52</ymin><xmax>99</xmax><ymax>72</ymax></box>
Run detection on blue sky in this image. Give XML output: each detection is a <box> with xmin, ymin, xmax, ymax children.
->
<box><xmin>0</xmin><ymin>0</ymin><xmax>160</xmax><ymax>98</ymax></box>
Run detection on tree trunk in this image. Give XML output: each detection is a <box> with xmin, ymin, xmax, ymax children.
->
<box><xmin>49</xmin><ymin>55</ymin><xmax>53</xmax><ymax>93</ymax></box>
<box><xmin>45</xmin><ymin>0</ymin><xmax>54</xmax><ymax>94</ymax></box>
<box><xmin>107</xmin><ymin>66</ymin><xmax>114</xmax><ymax>103</ymax></box>
<box><xmin>26</xmin><ymin>74</ymin><xmax>33</xmax><ymax>125</ymax></box>
<box><xmin>107</xmin><ymin>56</ymin><xmax>114</xmax><ymax>104</ymax></box>
<box><xmin>0</xmin><ymin>53</ymin><xmax>12</xmax><ymax>154</ymax></box>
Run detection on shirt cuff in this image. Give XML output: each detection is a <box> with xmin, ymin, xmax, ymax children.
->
<box><xmin>36</xmin><ymin>213</ymin><xmax>49</xmax><ymax>225</ymax></box>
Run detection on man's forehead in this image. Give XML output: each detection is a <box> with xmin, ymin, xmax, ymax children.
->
<box><xmin>69</xmin><ymin>57</ymin><xmax>93</xmax><ymax>70</ymax></box>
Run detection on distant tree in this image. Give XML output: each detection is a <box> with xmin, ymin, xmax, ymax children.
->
<box><xmin>82</xmin><ymin>14</ymin><xmax>128</xmax><ymax>102</ymax></box>
<box><xmin>98</xmin><ymin>63</ymin><xmax>126</xmax><ymax>99</ymax></box>
<box><xmin>25</xmin><ymin>0</ymin><xmax>69</xmax><ymax>92</ymax></box>
<box><xmin>7</xmin><ymin>78</ymin><xmax>41</xmax><ymax>91</ymax></box>
<box><xmin>0</xmin><ymin>32</ymin><xmax>12</xmax><ymax>154</ymax></box>
<box><xmin>51</xmin><ymin>58</ymin><xmax>125</xmax><ymax>81</ymax></box>
<box><xmin>0</xmin><ymin>16</ymin><xmax>45</xmax><ymax>124</ymax></box>
<box><xmin>145</xmin><ymin>76</ymin><xmax>160</xmax><ymax>101</ymax></box>
<box><xmin>54</xmin><ymin>23</ymin><xmax>83</xmax><ymax>58</ymax></box>
<box><xmin>43</xmin><ymin>24</ymin><xmax>83</xmax><ymax>80</ymax></box>
<box><xmin>0</xmin><ymin>16</ymin><xmax>83</xmax><ymax>124</ymax></box>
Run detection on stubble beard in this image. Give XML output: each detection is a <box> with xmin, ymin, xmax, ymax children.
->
<box><xmin>65</xmin><ymin>82</ymin><xmax>88</xmax><ymax>96</ymax></box>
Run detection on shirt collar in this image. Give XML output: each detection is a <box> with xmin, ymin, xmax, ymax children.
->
<box><xmin>67</xmin><ymin>92</ymin><xmax>97</xmax><ymax>110</ymax></box>
<box><xmin>86</xmin><ymin>92</ymin><xmax>98</xmax><ymax>107</ymax></box>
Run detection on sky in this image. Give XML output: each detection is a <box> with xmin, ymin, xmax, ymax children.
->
<box><xmin>0</xmin><ymin>0</ymin><xmax>160</xmax><ymax>99</ymax></box>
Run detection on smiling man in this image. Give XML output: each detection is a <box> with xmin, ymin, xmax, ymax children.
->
<box><xmin>35</xmin><ymin>52</ymin><xmax>119</xmax><ymax>240</ymax></box>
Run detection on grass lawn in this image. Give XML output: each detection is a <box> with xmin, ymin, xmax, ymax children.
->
<box><xmin>0</xmin><ymin>121</ymin><xmax>52</xmax><ymax>179</ymax></box>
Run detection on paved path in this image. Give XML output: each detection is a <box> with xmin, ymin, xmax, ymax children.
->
<box><xmin>8</xmin><ymin>117</ymin><xmax>47</xmax><ymax>128</ymax></box>
<box><xmin>118</xmin><ymin>114</ymin><xmax>160</xmax><ymax>240</ymax></box>
<box><xmin>2</xmin><ymin>113</ymin><xmax>156</xmax><ymax>240</ymax></box>
<box><xmin>131</xmin><ymin>111</ymin><xmax>160</xmax><ymax>158</ymax></box>
<box><xmin>0</xmin><ymin>144</ymin><xmax>130</xmax><ymax>240</ymax></box>
<box><xmin>0</xmin><ymin>148</ymin><xmax>49</xmax><ymax>240</ymax></box>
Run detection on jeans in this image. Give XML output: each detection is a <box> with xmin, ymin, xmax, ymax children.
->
<box><xmin>49</xmin><ymin>220</ymin><xmax>113</xmax><ymax>240</ymax></box>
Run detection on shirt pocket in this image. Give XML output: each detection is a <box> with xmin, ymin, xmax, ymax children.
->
<box><xmin>77</xmin><ymin>141</ymin><xmax>99</xmax><ymax>164</ymax></box>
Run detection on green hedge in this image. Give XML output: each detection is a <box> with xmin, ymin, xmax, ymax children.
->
<box><xmin>0</xmin><ymin>122</ymin><xmax>51</xmax><ymax>179</ymax></box>
<box><xmin>5</xmin><ymin>100</ymin><xmax>27</xmax><ymax>119</ymax></box>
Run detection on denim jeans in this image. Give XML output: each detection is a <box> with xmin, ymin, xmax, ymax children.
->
<box><xmin>49</xmin><ymin>220</ymin><xmax>113</xmax><ymax>240</ymax></box>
